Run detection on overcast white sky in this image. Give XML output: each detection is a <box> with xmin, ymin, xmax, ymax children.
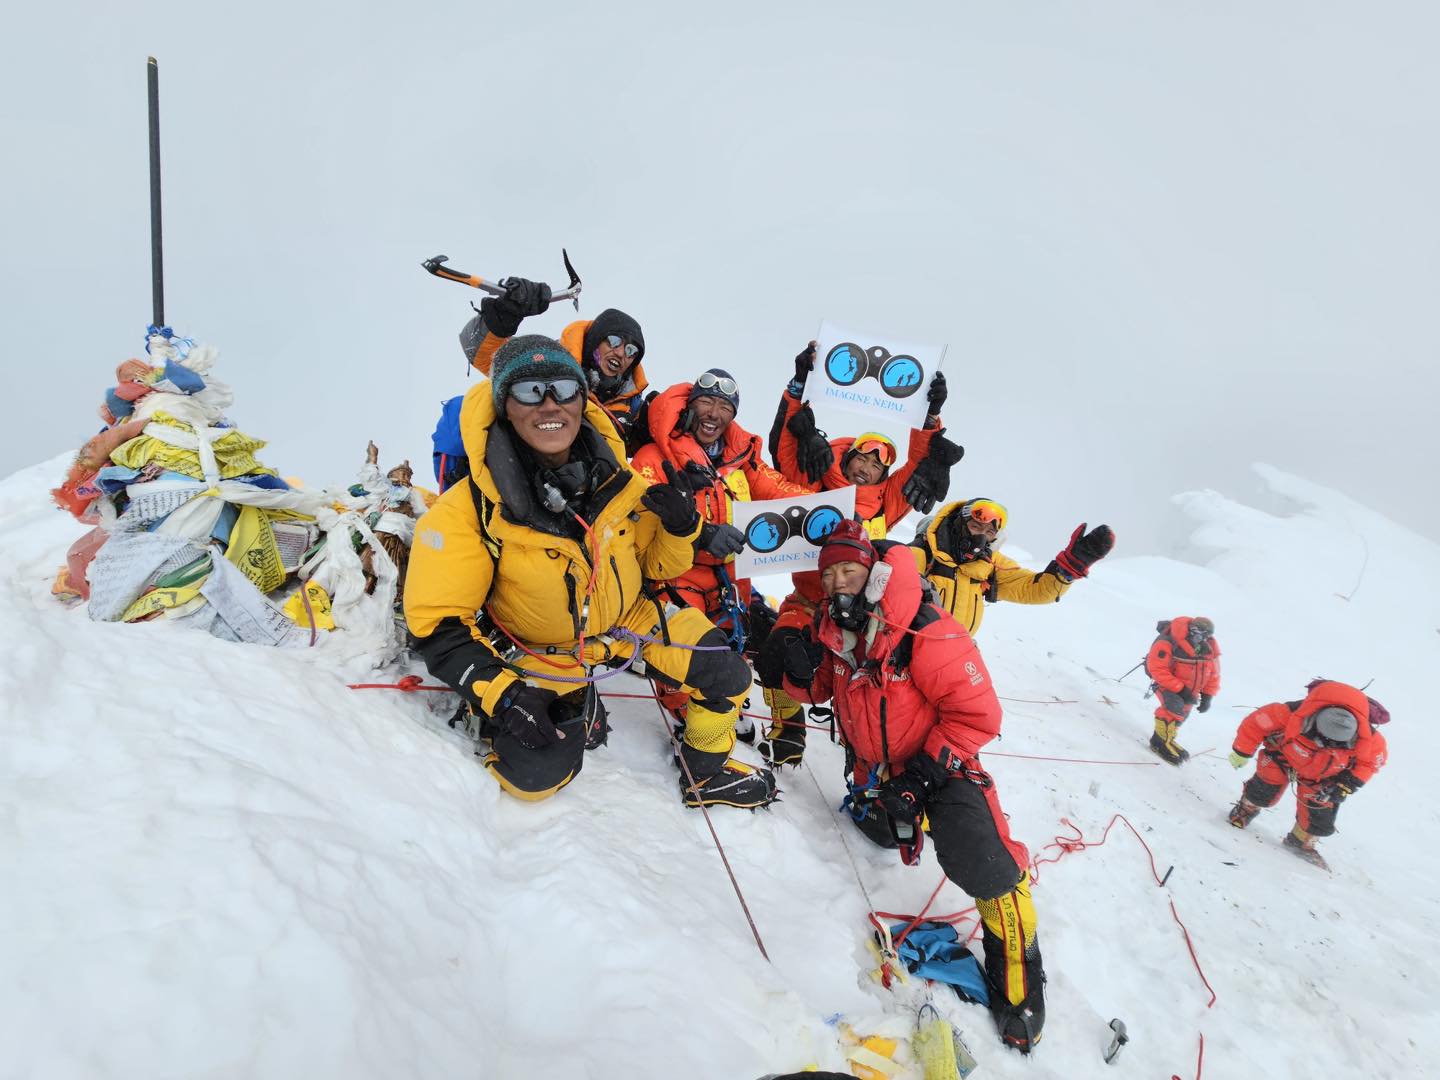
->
<box><xmin>3</xmin><ymin>1</ymin><xmax>1436</xmax><ymax>556</ymax></box>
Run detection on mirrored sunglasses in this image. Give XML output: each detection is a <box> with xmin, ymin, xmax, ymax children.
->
<box><xmin>508</xmin><ymin>377</ymin><xmax>583</xmax><ymax>406</ymax></box>
<box><xmin>603</xmin><ymin>334</ymin><xmax>640</xmax><ymax>359</ymax></box>
<box><xmin>695</xmin><ymin>371</ymin><xmax>739</xmax><ymax>396</ymax></box>
<box><xmin>964</xmin><ymin>499</ymin><xmax>1008</xmax><ymax>527</ymax></box>
<box><xmin>852</xmin><ymin>434</ymin><xmax>897</xmax><ymax>467</ymax></box>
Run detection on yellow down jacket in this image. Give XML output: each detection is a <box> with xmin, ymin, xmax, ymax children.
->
<box><xmin>403</xmin><ymin>386</ymin><xmax>700</xmax><ymax>715</ymax></box>
<box><xmin>911</xmin><ymin>505</ymin><xmax>1070</xmax><ymax>636</ymax></box>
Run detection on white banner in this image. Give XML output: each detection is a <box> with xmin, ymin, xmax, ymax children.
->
<box><xmin>811</xmin><ymin>319</ymin><xmax>947</xmax><ymax>431</ymax></box>
<box><xmin>730</xmin><ymin>486</ymin><xmax>856</xmax><ymax>578</ymax></box>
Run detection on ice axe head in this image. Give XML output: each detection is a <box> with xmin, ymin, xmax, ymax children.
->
<box><xmin>1104</xmin><ymin>1018</ymin><xmax>1128</xmax><ymax>1064</ymax></box>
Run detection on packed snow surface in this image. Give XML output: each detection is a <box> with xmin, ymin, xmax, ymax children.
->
<box><xmin>2</xmin><ymin>456</ymin><xmax>1436</xmax><ymax>1079</ymax></box>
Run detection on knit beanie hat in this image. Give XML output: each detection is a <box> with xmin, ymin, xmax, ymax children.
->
<box><xmin>688</xmin><ymin>368</ymin><xmax>741</xmax><ymax>413</ymax></box>
<box><xmin>491</xmin><ymin>334</ymin><xmax>586</xmax><ymax>410</ymax></box>
<box><xmin>818</xmin><ymin>519</ymin><xmax>876</xmax><ymax>573</ymax></box>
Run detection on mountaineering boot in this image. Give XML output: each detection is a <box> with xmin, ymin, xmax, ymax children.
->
<box><xmin>1148</xmin><ymin>718</ymin><xmax>1190</xmax><ymax>765</ymax></box>
<box><xmin>979</xmin><ymin>930</ymin><xmax>1046</xmax><ymax>1054</ymax></box>
<box><xmin>758</xmin><ymin>687</ymin><xmax>808</xmax><ymax>766</ymax></box>
<box><xmin>1283</xmin><ymin>828</ymin><xmax>1330</xmax><ymax>871</ymax></box>
<box><xmin>976</xmin><ymin>872</ymin><xmax>1045</xmax><ymax>1055</ymax></box>
<box><xmin>760</xmin><ymin>716</ymin><xmax>807</xmax><ymax>767</ymax></box>
<box><xmin>677</xmin><ymin>742</ymin><xmax>779</xmax><ymax>809</ymax></box>
<box><xmin>1227</xmin><ymin>798</ymin><xmax>1261</xmax><ymax>829</ymax></box>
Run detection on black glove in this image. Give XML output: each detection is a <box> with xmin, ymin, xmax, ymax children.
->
<box><xmin>786</xmin><ymin>405</ymin><xmax>834</xmax><ymax>483</ymax></box>
<box><xmin>780</xmin><ymin>631</ymin><xmax>826</xmax><ymax>687</ymax></box>
<box><xmin>925</xmin><ymin>371</ymin><xmax>947</xmax><ymax>416</ymax></box>
<box><xmin>793</xmin><ymin>341</ymin><xmax>817</xmax><ymax>386</ymax></box>
<box><xmin>641</xmin><ymin>460</ymin><xmax>701</xmax><ymax>536</ymax></box>
<box><xmin>745</xmin><ymin>593</ymin><xmax>779</xmax><ymax>656</ymax></box>
<box><xmin>478</xmin><ymin>277</ymin><xmax>552</xmax><ymax>338</ymax></box>
<box><xmin>495</xmin><ymin>683</ymin><xmax>562</xmax><ymax>750</ymax></box>
<box><xmin>699</xmin><ymin>522</ymin><xmax>747</xmax><ymax>557</ymax></box>
<box><xmin>1198</xmin><ymin>693</ymin><xmax>1213</xmax><ymax>713</ymax></box>
<box><xmin>874</xmin><ymin>755</ymin><xmax>949</xmax><ymax>824</ymax></box>
<box><xmin>900</xmin><ymin>434</ymin><xmax>963</xmax><ymax>514</ymax></box>
<box><xmin>1327</xmin><ymin>769</ymin><xmax>1364</xmax><ymax>799</ymax></box>
<box><xmin>754</xmin><ymin>625</ymin><xmax>801</xmax><ymax>688</ymax></box>
<box><xmin>1052</xmin><ymin>523</ymin><xmax>1115</xmax><ymax>579</ymax></box>
<box><xmin>1179</xmin><ymin>688</ymin><xmax>1198</xmax><ymax>706</ymax></box>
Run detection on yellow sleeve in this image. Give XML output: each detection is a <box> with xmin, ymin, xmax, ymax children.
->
<box><xmin>991</xmin><ymin>552</ymin><xmax>1072</xmax><ymax>606</ymax></box>
<box><xmin>403</xmin><ymin>488</ymin><xmax>519</xmax><ymax>712</ymax></box>
<box><xmin>636</xmin><ymin>505</ymin><xmax>700</xmax><ymax>580</ymax></box>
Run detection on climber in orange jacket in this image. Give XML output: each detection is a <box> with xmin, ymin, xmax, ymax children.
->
<box><xmin>1143</xmin><ymin>616</ymin><xmax>1221</xmax><ymax>764</ymax></box>
<box><xmin>630</xmin><ymin>370</ymin><xmax>811</xmax><ymax>722</ymax></box>
<box><xmin>1227</xmin><ymin>680</ymin><xmax>1389</xmax><ymax>869</ymax></box>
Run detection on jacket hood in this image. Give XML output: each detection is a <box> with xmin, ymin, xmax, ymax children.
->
<box><xmin>1295</xmin><ymin>680</ymin><xmax>1373</xmax><ymax>738</ymax></box>
<box><xmin>645</xmin><ymin>381</ymin><xmax>762</xmax><ymax>472</ymax></box>
<box><xmin>924</xmin><ymin>500</ymin><xmax>995</xmax><ymax>567</ymax></box>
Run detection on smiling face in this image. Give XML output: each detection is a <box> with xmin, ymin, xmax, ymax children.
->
<box><xmin>820</xmin><ymin>560</ymin><xmax>870</xmax><ymax>598</ymax></box>
<box><xmin>593</xmin><ymin>338</ymin><xmax>633</xmax><ymax>380</ymax></box>
<box><xmin>843</xmin><ymin>449</ymin><xmax>886</xmax><ymax>486</ymax></box>
<box><xmin>504</xmin><ymin>390</ymin><xmax>584</xmax><ymax>467</ymax></box>
<box><xmin>690</xmin><ymin>395</ymin><xmax>735</xmax><ymax>444</ymax></box>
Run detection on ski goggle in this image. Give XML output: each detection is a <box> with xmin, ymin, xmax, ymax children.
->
<box><xmin>961</xmin><ymin>498</ymin><xmax>1008</xmax><ymax>530</ymax></box>
<box><xmin>695</xmin><ymin>371</ymin><xmax>739</xmax><ymax>396</ymax></box>
<box><xmin>603</xmin><ymin>334</ymin><xmax>640</xmax><ymax>359</ymax></box>
<box><xmin>507</xmin><ymin>377</ymin><xmax>584</xmax><ymax>406</ymax></box>
<box><xmin>851</xmin><ymin>433</ymin><xmax>897</xmax><ymax>467</ymax></box>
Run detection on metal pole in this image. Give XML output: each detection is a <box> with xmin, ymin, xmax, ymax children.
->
<box><xmin>147</xmin><ymin>56</ymin><xmax>164</xmax><ymax>328</ymax></box>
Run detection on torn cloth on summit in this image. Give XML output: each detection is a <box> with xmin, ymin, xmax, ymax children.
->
<box><xmin>890</xmin><ymin>921</ymin><xmax>990</xmax><ymax>1005</ymax></box>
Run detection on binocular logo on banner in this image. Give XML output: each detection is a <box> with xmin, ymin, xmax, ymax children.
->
<box><xmin>745</xmin><ymin>503</ymin><xmax>846</xmax><ymax>554</ymax></box>
<box><xmin>824</xmin><ymin>343</ymin><xmax>925</xmax><ymax>399</ymax></box>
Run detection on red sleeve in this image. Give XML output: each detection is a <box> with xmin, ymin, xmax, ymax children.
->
<box><xmin>747</xmin><ymin>456</ymin><xmax>818</xmax><ymax>500</ymax></box>
<box><xmin>1350</xmin><ymin>731</ymin><xmax>1387</xmax><ymax>783</ymax></box>
<box><xmin>916</xmin><ymin>627</ymin><xmax>1003</xmax><ymax>762</ymax></box>
<box><xmin>630</xmin><ymin>445</ymin><xmax>664</xmax><ymax>484</ymax></box>
<box><xmin>1202</xmin><ymin>650</ymin><xmax>1222</xmax><ymax>696</ymax></box>
<box><xmin>773</xmin><ymin>389</ymin><xmax>821</xmax><ymax>491</ymax></box>
<box><xmin>1144</xmin><ymin>638</ymin><xmax>1185</xmax><ymax>693</ymax></box>
<box><xmin>1233</xmin><ymin>703</ymin><xmax>1289</xmax><ymax>756</ymax></box>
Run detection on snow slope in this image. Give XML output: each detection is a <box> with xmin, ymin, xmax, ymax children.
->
<box><xmin>3</xmin><ymin>456</ymin><xmax>1436</xmax><ymax>1080</ymax></box>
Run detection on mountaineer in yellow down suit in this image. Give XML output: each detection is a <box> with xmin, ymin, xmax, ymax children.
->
<box><xmin>404</xmin><ymin>335</ymin><xmax>777</xmax><ymax>808</ymax></box>
<box><xmin>910</xmin><ymin>498</ymin><xmax>1114</xmax><ymax>636</ymax></box>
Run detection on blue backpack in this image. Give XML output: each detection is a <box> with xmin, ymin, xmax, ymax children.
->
<box><xmin>431</xmin><ymin>395</ymin><xmax>469</xmax><ymax>493</ymax></box>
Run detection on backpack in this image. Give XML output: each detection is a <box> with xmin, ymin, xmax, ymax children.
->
<box><xmin>431</xmin><ymin>395</ymin><xmax>469</xmax><ymax>493</ymax></box>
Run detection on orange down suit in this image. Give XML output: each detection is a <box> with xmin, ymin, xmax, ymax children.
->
<box><xmin>1233</xmin><ymin>681</ymin><xmax>1387</xmax><ymax>837</ymax></box>
<box><xmin>630</xmin><ymin>382</ymin><xmax>810</xmax><ymax>619</ymax></box>
<box><xmin>1144</xmin><ymin>617</ymin><xmax>1221</xmax><ymax>726</ymax></box>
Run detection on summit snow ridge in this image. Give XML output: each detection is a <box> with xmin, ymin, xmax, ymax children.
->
<box><xmin>2</xmin><ymin>457</ymin><xmax>1436</xmax><ymax>1079</ymax></box>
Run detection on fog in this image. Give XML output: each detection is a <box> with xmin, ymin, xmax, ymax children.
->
<box><xmin>4</xmin><ymin>1</ymin><xmax>1436</xmax><ymax>557</ymax></box>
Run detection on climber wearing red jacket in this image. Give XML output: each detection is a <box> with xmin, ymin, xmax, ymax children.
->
<box><xmin>1143</xmin><ymin>616</ymin><xmax>1221</xmax><ymax>764</ymax></box>
<box><xmin>752</xmin><ymin>341</ymin><xmax>961</xmax><ymax>766</ymax></box>
<box><xmin>1227</xmin><ymin>679</ymin><xmax>1389</xmax><ymax>869</ymax></box>
<box><xmin>779</xmin><ymin>521</ymin><xmax>1045</xmax><ymax>1055</ymax></box>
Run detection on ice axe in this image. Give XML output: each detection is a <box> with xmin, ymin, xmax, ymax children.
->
<box><xmin>1103</xmin><ymin>1018</ymin><xmax>1128</xmax><ymax>1064</ymax></box>
<box><xmin>421</xmin><ymin>249</ymin><xmax>583</xmax><ymax>310</ymax></box>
